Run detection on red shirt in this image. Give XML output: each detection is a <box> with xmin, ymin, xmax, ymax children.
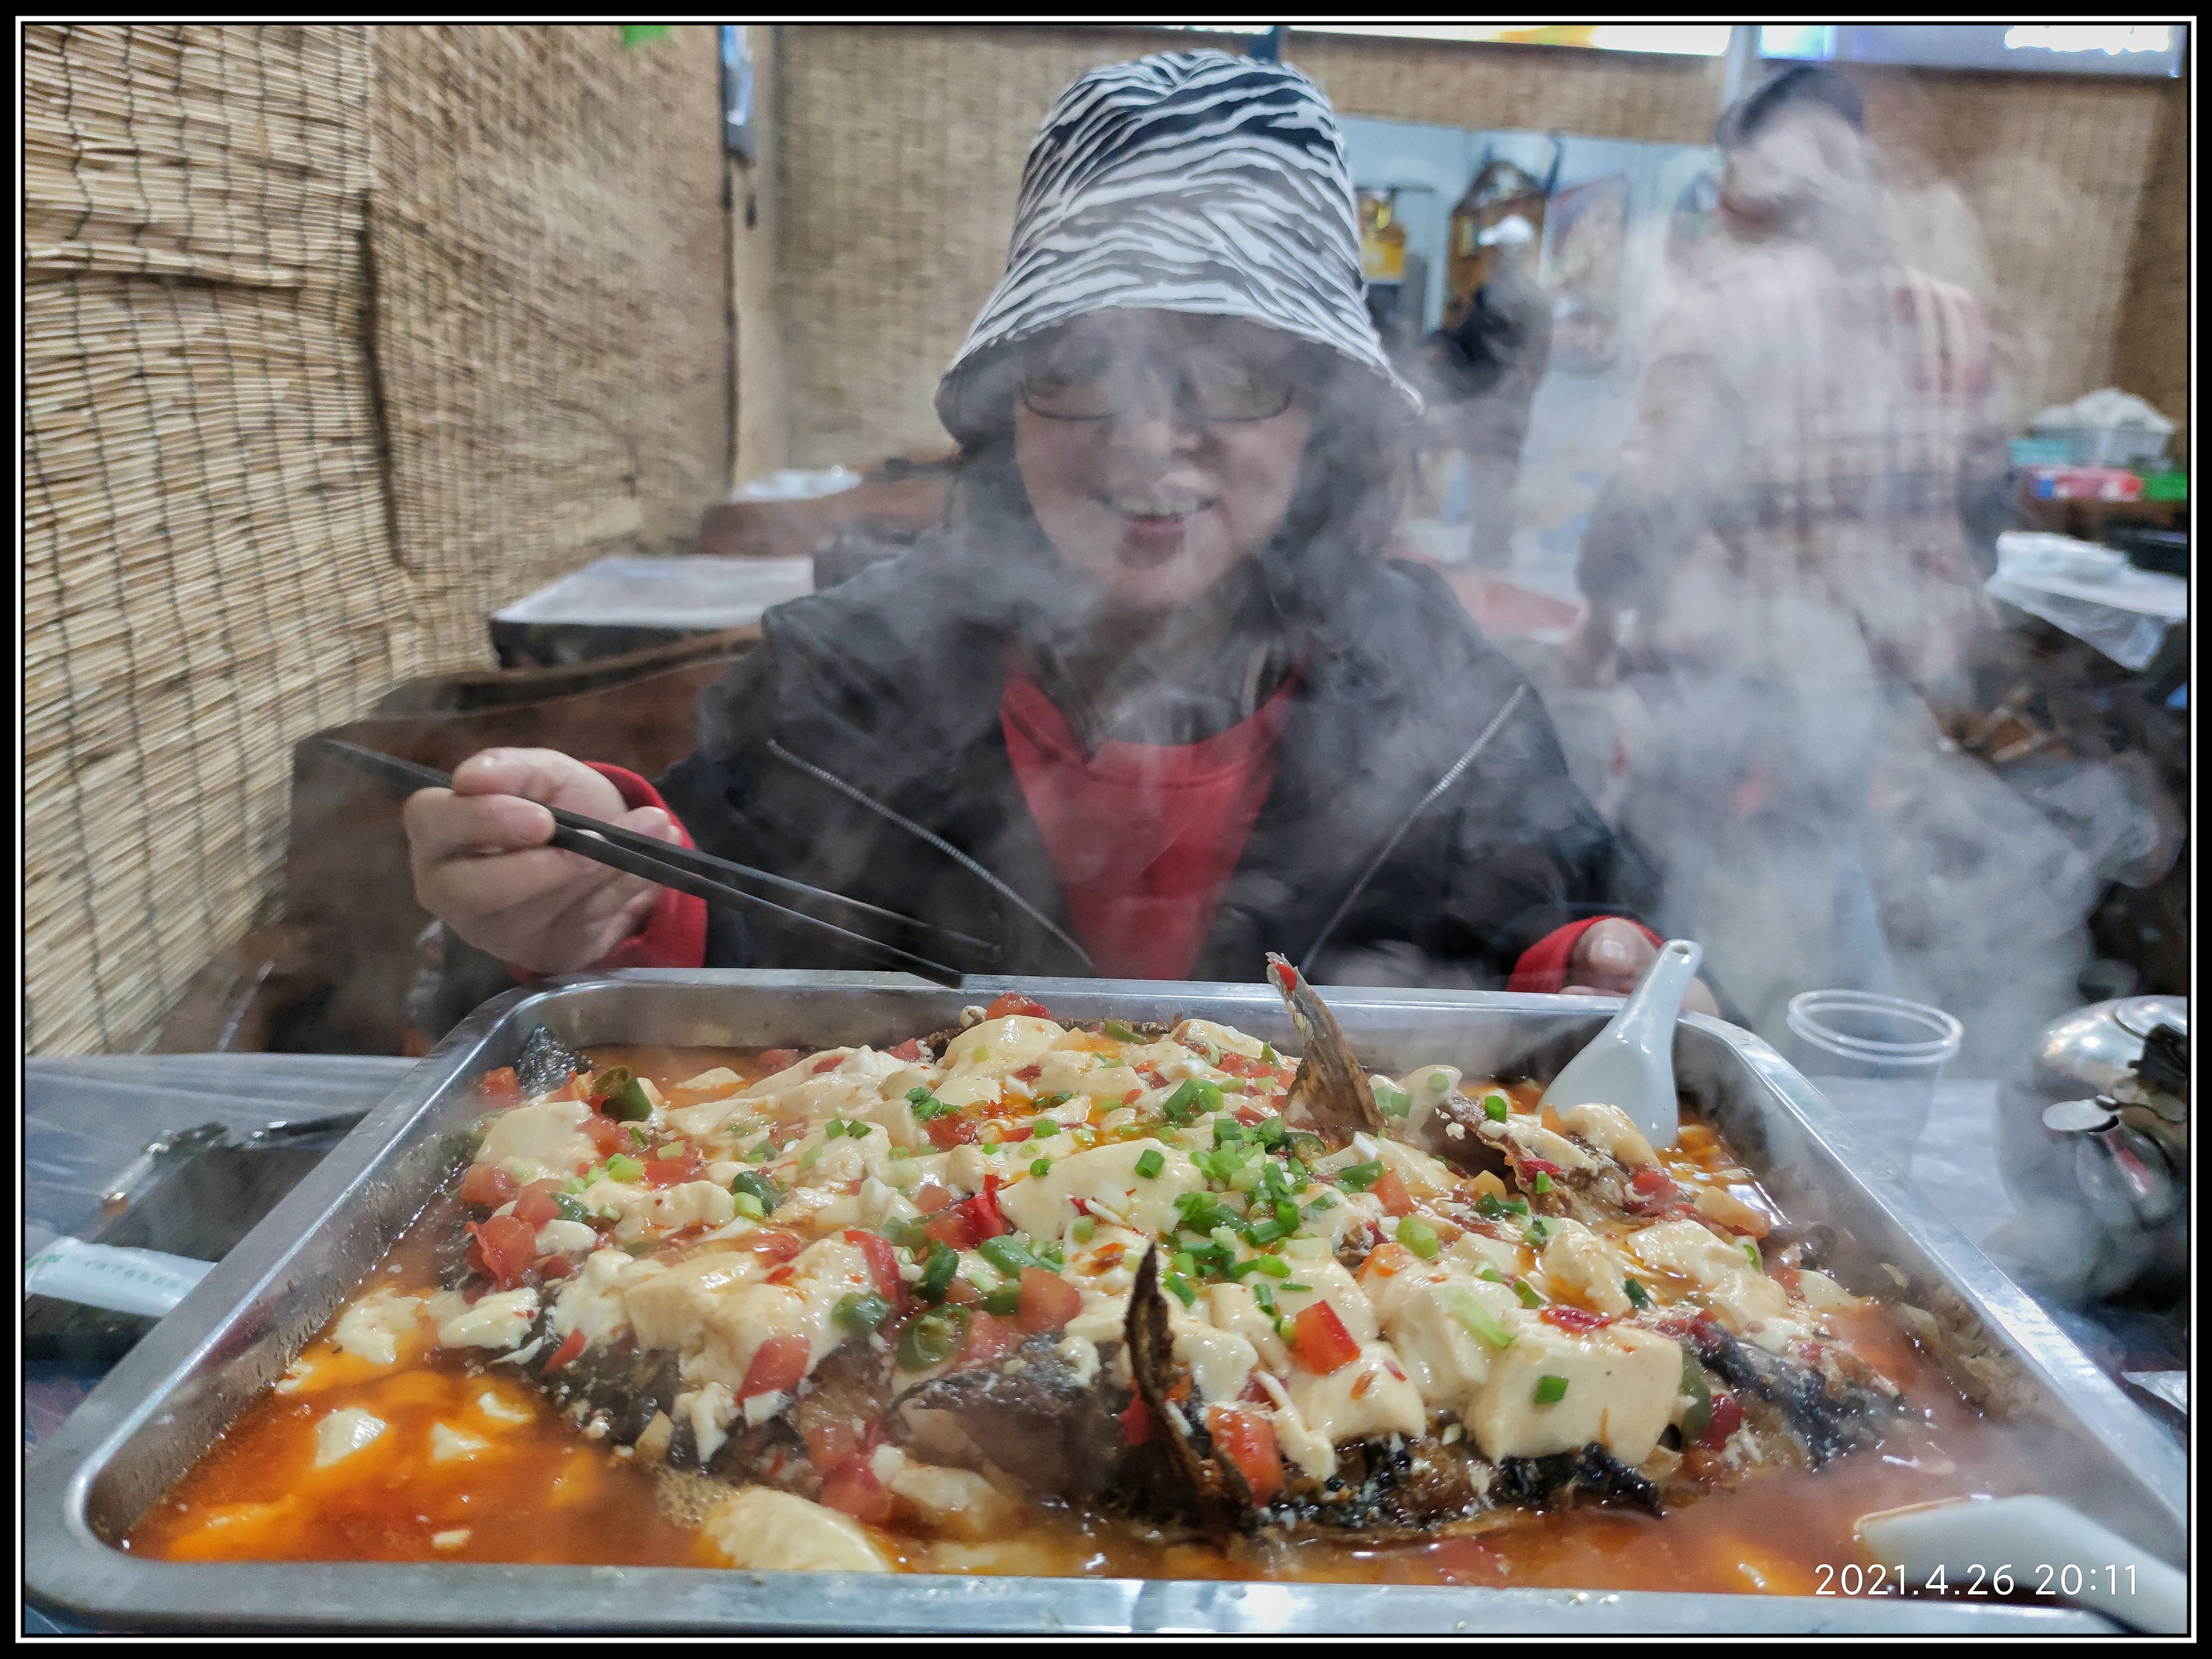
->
<box><xmin>999</xmin><ymin>674</ymin><xmax>1295</xmax><ymax>980</ymax></box>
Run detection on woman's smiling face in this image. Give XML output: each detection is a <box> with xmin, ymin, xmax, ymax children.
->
<box><xmin>1012</xmin><ymin>311</ymin><xmax>1314</xmax><ymax>611</ymax></box>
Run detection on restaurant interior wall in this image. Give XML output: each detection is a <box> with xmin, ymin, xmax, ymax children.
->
<box><xmin>773</xmin><ymin>23</ymin><xmax>2187</xmax><ymax>463</ymax></box>
<box><xmin>25</xmin><ymin>24</ymin><xmax>738</xmax><ymax>1054</ymax></box>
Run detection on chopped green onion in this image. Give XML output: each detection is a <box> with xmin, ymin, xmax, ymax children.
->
<box><xmin>1533</xmin><ymin>1375</ymin><xmax>1569</xmax><ymax>1405</ymax></box>
<box><xmin>971</xmin><ymin>1047</ymin><xmax>989</xmax><ymax>1064</ymax></box>
<box><xmin>1743</xmin><ymin>1240</ymin><xmax>1763</xmax><ymax>1269</ymax></box>
<box><xmin>834</xmin><ymin>1291</ymin><xmax>893</xmax><ymax>1335</ymax></box>
<box><xmin>1374</xmin><ymin>1083</ymin><xmax>1411</xmax><ymax>1118</ymax></box>
<box><xmin>1163</xmin><ymin>1271</ymin><xmax>1197</xmax><ymax>1308</ymax></box>
<box><xmin>730</xmin><ymin>1191</ymin><xmax>765</xmax><ymax>1220</ymax></box>
<box><xmin>1246</xmin><ymin>1219</ymin><xmax>1287</xmax><ymax>1246</ymax></box>
<box><xmin>897</xmin><ymin>1306</ymin><xmax>967</xmax><ymax>1371</ymax></box>
<box><xmin>824</xmin><ymin>1118</ymin><xmax>849</xmax><ymax>1139</ymax></box>
<box><xmin>1213</xmin><ymin>1118</ymin><xmax>1246</xmax><ymax>1148</ymax></box>
<box><xmin>798</xmin><ymin>1144</ymin><xmax>823</xmax><ymax>1171</ymax></box>
<box><xmin>1173</xmin><ymin>1251</ymin><xmax>1199</xmax><ymax>1278</ymax></box>
<box><xmin>1072</xmin><ymin>1217</ymin><xmax>1095</xmax><ymax>1244</ymax></box>
<box><xmin>1337</xmin><ymin>1159</ymin><xmax>1385</xmax><ymax>1193</ymax></box>
<box><xmin>604</xmin><ymin>1154</ymin><xmax>645</xmax><ymax>1184</ymax></box>
<box><xmin>630</xmin><ymin>1126</ymin><xmax>651</xmax><ymax>1146</ymax></box>
<box><xmin>1103</xmin><ymin>1020</ymin><xmax>1141</xmax><ymax>1043</ymax></box>
<box><xmin>915</xmin><ymin>1241</ymin><xmax>959</xmax><ymax>1304</ymax></box>
<box><xmin>551</xmin><ymin>1193</ymin><xmax>590</xmax><ymax>1225</ymax></box>
<box><xmin>1135</xmin><ymin>1149</ymin><xmax>1166</xmax><ymax>1180</ymax></box>
<box><xmin>1251</xmin><ymin>1116</ymin><xmax>1286</xmax><ymax>1146</ymax></box>
<box><xmin>1036</xmin><ymin>1243</ymin><xmax>1064</xmax><ymax>1271</ymax></box>
<box><xmin>1446</xmin><ymin>1289</ymin><xmax>1515</xmax><ymax>1351</ymax></box>
<box><xmin>906</xmin><ymin>1088</ymin><xmax>958</xmax><ymax>1122</ymax></box>
<box><xmin>881</xmin><ymin>1216</ymin><xmax>928</xmax><ymax>1251</ymax></box>
<box><xmin>1623</xmin><ymin>1277</ymin><xmax>1651</xmax><ymax>1309</ymax></box>
<box><xmin>845</xmin><ymin>1120</ymin><xmax>872</xmax><ymax>1139</ymax></box>
<box><xmin>1523</xmin><ymin>1218</ymin><xmax>1555</xmax><ymax>1248</ymax></box>
<box><xmin>743</xmin><ymin>1139</ymin><xmax>775</xmax><ymax>1164</ymax></box>
<box><xmin>1678</xmin><ymin>1349</ymin><xmax>1714</xmax><ymax>1440</ymax></box>
<box><xmin>1031</xmin><ymin>1157</ymin><xmax>1053</xmax><ymax>1178</ymax></box>
<box><xmin>1477</xmin><ymin>1263</ymin><xmax>1504</xmax><ymax>1284</ymax></box>
<box><xmin>730</xmin><ymin>1170</ymin><xmax>781</xmax><ymax>1210</ymax></box>
<box><xmin>1512</xmin><ymin>1277</ymin><xmax>1543</xmax><ymax>1309</ymax></box>
<box><xmin>1428</xmin><ymin>1072</ymin><xmax>1451</xmax><ymax>1094</ymax></box>
<box><xmin>1483</xmin><ymin>1093</ymin><xmax>1510</xmax><ymax>1123</ymax></box>
<box><xmin>1397</xmin><ymin>1218</ymin><xmax>1441</xmax><ymax>1259</ymax></box>
<box><xmin>1211</xmin><ymin>1226</ymin><xmax>1242</xmax><ymax>1254</ymax></box>
<box><xmin>1160</xmin><ymin>1078</ymin><xmax>1223</xmax><ymax>1125</ymax></box>
<box><xmin>1031</xmin><ymin>1118</ymin><xmax>1061</xmax><ymax>1138</ymax></box>
<box><xmin>977</xmin><ymin>1235</ymin><xmax>1039</xmax><ymax>1277</ymax></box>
<box><xmin>1475</xmin><ymin>1193</ymin><xmax>1530</xmax><ymax>1220</ymax></box>
<box><xmin>1228</xmin><ymin>1166</ymin><xmax>1264</xmax><ymax>1195</ymax></box>
<box><xmin>1531</xmin><ymin>1171</ymin><xmax>1554</xmax><ymax>1194</ymax></box>
<box><xmin>1249</xmin><ymin>1254</ymin><xmax>1290</xmax><ymax>1280</ymax></box>
<box><xmin>1260</xmin><ymin>1043</ymin><xmax>1277</xmax><ymax>1064</ymax></box>
<box><xmin>984</xmin><ymin>1283</ymin><xmax>1023</xmax><ymax>1317</ymax></box>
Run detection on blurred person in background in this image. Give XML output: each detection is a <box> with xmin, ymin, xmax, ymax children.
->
<box><xmin>1564</xmin><ymin>64</ymin><xmax>2003</xmax><ymax>1020</ymax></box>
<box><xmin>406</xmin><ymin>51</ymin><xmax>1716</xmax><ymax>1018</ymax></box>
<box><xmin>1418</xmin><ymin>214</ymin><xmax>1553</xmax><ymax>571</ymax></box>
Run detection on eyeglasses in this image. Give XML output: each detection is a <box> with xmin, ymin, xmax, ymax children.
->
<box><xmin>1018</xmin><ymin>334</ymin><xmax>1300</xmax><ymax>425</ymax></box>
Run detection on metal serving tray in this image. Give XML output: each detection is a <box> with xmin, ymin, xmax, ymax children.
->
<box><xmin>25</xmin><ymin>972</ymin><xmax>2186</xmax><ymax>1634</ymax></box>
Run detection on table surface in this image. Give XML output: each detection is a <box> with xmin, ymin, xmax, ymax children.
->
<box><xmin>22</xmin><ymin>1054</ymin><xmax>2186</xmax><ymax>1630</ymax></box>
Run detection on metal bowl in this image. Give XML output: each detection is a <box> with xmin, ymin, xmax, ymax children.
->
<box><xmin>2028</xmin><ymin>996</ymin><xmax>2187</xmax><ymax>1099</ymax></box>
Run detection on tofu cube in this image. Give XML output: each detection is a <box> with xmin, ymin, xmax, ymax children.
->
<box><xmin>1465</xmin><ymin>1324</ymin><xmax>1681</xmax><ymax>1464</ymax></box>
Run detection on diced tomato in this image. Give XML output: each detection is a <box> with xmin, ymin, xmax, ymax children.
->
<box><xmin>737</xmin><ymin>1228</ymin><xmax>807</xmax><ymax>1263</ymax></box>
<box><xmin>990</xmin><ymin>1122</ymin><xmax>1033</xmax><ymax>1144</ymax></box>
<box><xmin>1237</xmin><ymin>1373</ymin><xmax>1272</xmax><ymax>1404</ymax></box>
<box><xmin>959</xmin><ymin>1310</ymin><xmax>1022</xmax><ymax>1368</ymax></box>
<box><xmin>1699</xmin><ymin>1392</ymin><xmax>1744</xmax><ymax>1449</ymax></box>
<box><xmin>942</xmin><ymin>1274</ymin><xmax>982</xmax><ymax>1306</ymax></box>
<box><xmin>764</xmin><ymin>1264</ymin><xmax>796</xmax><ymax>1285</ymax></box>
<box><xmin>1206</xmin><ymin>1406</ymin><xmax>1284</xmax><ymax>1504</ymax></box>
<box><xmin>1540</xmin><ymin>1306</ymin><xmax>1611</xmax><ymax>1332</ymax></box>
<box><xmin>477</xmin><ymin>1066</ymin><xmax>521</xmax><ymax>1102</ymax></box>
<box><xmin>961</xmin><ymin>1176</ymin><xmax>1010</xmax><ymax>1241</ymax></box>
<box><xmin>756</xmin><ymin>1048</ymin><xmax>803</xmax><ymax>1075</ymax></box>
<box><xmin>1520</xmin><ymin>1157</ymin><xmax>1563</xmax><ymax>1181</ymax></box>
<box><xmin>984</xmin><ymin>992</ymin><xmax>1054</xmax><ymax>1021</ymax></box>
<box><xmin>1268</xmin><ymin>959</ymin><xmax>1299</xmax><ymax>995</ymax></box>
<box><xmin>848</xmin><ymin>1229</ymin><xmax>904</xmax><ymax>1298</ymax></box>
<box><xmin>924</xmin><ymin>1210</ymin><xmax>982</xmax><ymax>1252</ymax></box>
<box><xmin>1121</xmin><ymin>1089</ymin><xmax>1141</xmax><ymax>1107</ymax></box>
<box><xmin>740</xmin><ymin>1334</ymin><xmax>810</xmax><ymax>1401</ymax></box>
<box><xmin>925</xmin><ymin>1112</ymin><xmax>979</xmax><ymax>1150</ymax></box>
<box><xmin>459</xmin><ymin>1163</ymin><xmax>519</xmax><ymax>1208</ymax></box>
<box><xmin>886</xmin><ymin>1038</ymin><xmax>930</xmax><ymax>1063</ymax></box>
<box><xmin>538</xmin><ymin>1255</ymin><xmax>574</xmax><ymax>1282</ymax></box>
<box><xmin>820</xmin><ymin>1464</ymin><xmax>892</xmax><ymax>1525</ymax></box>
<box><xmin>1369</xmin><ymin>1170</ymin><xmax>1414</xmax><ymax>1217</ymax></box>
<box><xmin>912</xmin><ymin>1180</ymin><xmax>952</xmax><ymax>1215</ymax></box>
<box><xmin>1119</xmin><ymin>1397</ymin><xmax>1153</xmax><ymax>1446</ymax></box>
<box><xmin>1630</xmin><ymin>1167</ymin><xmax>1674</xmax><ymax>1196</ymax></box>
<box><xmin>1012</xmin><ymin>1062</ymin><xmax>1045</xmax><ymax>1083</ymax></box>
<box><xmin>1290</xmin><ymin>1301</ymin><xmax>1361</xmax><ymax>1375</ymax></box>
<box><xmin>1359</xmin><ymin>1242</ymin><xmax>1417</xmax><ymax>1283</ymax></box>
<box><xmin>810</xmin><ymin>1054</ymin><xmax>845</xmax><ymax>1075</ymax></box>
<box><xmin>805</xmin><ymin>1420</ymin><xmax>869</xmax><ymax>1472</ymax></box>
<box><xmin>1016</xmin><ymin>1266</ymin><xmax>1083</xmax><ymax>1335</ymax></box>
<box><xmin>513</xmin><ymin>1180</ymin><xmax>561</xmax><ymax>1229</ymax></box>
<box><xmin>642</xmin><ymin>1145</ymin><xmax>703</xmax><ymax>1189</ymax></box>
<box><xmin>1350</xmin><ymin>1368</ymin><xmax>1376</xmax><ymax>1400</ymax></box>
<box><xmin>466</xmin><ymin>1214</ymin><xmax>539</xmax><ymax>1290</ymax></box>
<box><xmin>582</xmin><ymin>1116</ymin><xmax>630</xmax><ymax>1158</ymax></box>
<box><xmin>544</xmin><ymin>1329</ymin><xmax>587</xmax><ymax>1371</ymax></box>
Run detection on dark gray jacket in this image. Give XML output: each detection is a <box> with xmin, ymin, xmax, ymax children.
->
<box><xmin>647</xmin><ymin>531</ymin><xmax>1650</xmax><ymax>987</ymax></box>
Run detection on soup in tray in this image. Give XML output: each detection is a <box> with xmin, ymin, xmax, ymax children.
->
<box><xmin>129</xmin><ymin>963</ymin><xmax>2040</xmax><ymax>1593</ymax></box>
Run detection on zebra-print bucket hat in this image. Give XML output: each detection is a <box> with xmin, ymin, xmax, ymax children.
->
<box><xmin>936</xmin><ymin>49</ymin><xmax>1422</xmax><ymax>441</ymax></box>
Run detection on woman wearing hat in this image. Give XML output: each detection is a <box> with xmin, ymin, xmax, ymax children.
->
<box><xmin>407</xmin><ymin>51</ymin><xmax>1709</xmax><ymax>1010</ymax></box>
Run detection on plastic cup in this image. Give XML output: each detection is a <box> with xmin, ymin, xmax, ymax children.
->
<box><xmin>1786</xmin><ymin>990</ymin><xmax>1964</xmax><ymax>1154</ymax></box>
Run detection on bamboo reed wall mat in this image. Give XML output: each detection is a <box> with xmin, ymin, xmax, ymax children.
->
<box><xmin>25</xmin><ymin>25</ymin><xmax>732</xmax><ymax>1054</ymax></box>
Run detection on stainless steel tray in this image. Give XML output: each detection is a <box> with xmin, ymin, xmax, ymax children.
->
<box><xmin>26</xmin><ymin>972</ymin><xmax>2184</xmax><ymax>1633</ymax></box>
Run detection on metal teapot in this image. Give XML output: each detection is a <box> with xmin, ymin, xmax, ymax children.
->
<box><xmin>1991</xmin><ymin>997</ymin><xmax>2187</xmax><ymax>1306</ymax></box>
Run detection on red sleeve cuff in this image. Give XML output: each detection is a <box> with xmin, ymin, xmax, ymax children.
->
<box><xmin>1507</xmin><ymin>917</ymin><xmax>1663</xmax><ymax>994</ymax></box>
<box><xmin>505</xmin><ymin>764</ymin><xmax>709</xmax><ymax>981</ymax></box>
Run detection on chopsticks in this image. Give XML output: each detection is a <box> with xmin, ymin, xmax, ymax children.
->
<box><xmin>310</xmin><ymin>738</ymin><xmax>989</xmax><ymax>988</ymax></box>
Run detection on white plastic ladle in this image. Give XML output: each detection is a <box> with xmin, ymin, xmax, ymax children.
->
<box><xmin>1856</xmin><ymin>1495</ymin><xmax>2186</xmax><ymax>1633</ymax></box>
<box><xmin>1538</xmin><ymin>938</ymin><xmax>1703</xmax><ymax>1150</ymax></box>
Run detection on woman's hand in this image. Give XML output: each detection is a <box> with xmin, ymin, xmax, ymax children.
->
<box><xmin>404</xmin><ymin>748</ymin><xmax>682</xmax><ymax>974</ymax></box>
<box><xmin>1564</xmin><ymin>918</ymin><xmax>1720</xmax><ymax>1017</ymax></box>
<box><xmin>1560</xmin><ymin>605</ymin><xmax>1617</xmax><ymax>689</ymax></box>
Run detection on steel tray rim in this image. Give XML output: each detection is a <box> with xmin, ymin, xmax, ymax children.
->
<box><xmin>24</xmin><ymin>970</ymin><xmax>2179</xmax><ymax>1633</ymax></box>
